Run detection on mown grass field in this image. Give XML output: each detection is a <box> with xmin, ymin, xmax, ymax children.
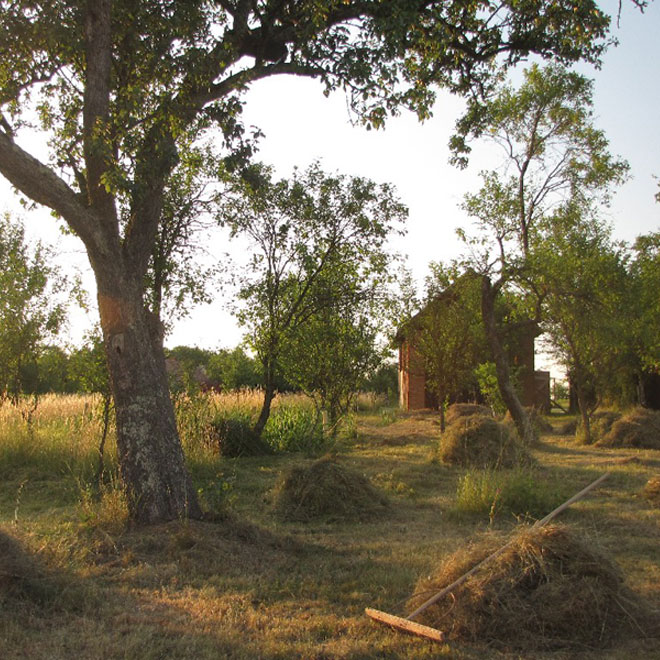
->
<box><xmin>1</xmin><ymin>395</ymin><xmax>659</xmax><ymax>659</ymax></box>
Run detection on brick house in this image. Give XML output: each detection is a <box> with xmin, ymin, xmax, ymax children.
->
<box><xmin>396</xmin><ymin>298</ymin><xmax>550</xmax><ymax>412</ymax></box>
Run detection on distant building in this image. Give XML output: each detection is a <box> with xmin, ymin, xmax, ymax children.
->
<box><xmin>396</xmin><ymin>295</ymin><xmax>550</xmax><ymax>412</ymax></box>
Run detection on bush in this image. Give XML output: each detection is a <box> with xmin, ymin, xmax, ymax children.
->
<box><xmin>438</xmin><ymin>414</ymin><xmax>531</xmax><ymax>469</ymax></box>
<box><xmin>455</xmin><ymin>468</ymin><xmax>565</xmax><ymax>521</ymax></box>
<box><xmin>263</xmin><ymin>405</ymin><xmax>325</xmax><ymax>454</ymax></box>
<box><xmin>408</xmin><ymin>524</ymin><xmax>655</xmax><ymax>651</ymax></box>
<box><xmin>597</xmin><ymin>408</ymin><xmax>660</xmax><ymax>449</ymax></box>
<box><xmin>211</xmin><ymin>413</ymin><xmax>272</xmax><ymax>457</ymax></box>
<box><xmin>272</xmin><ymin>457</ymin><xmax>388</xmax><ymax>522</ymax></box>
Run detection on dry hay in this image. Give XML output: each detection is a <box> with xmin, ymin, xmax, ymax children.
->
<box><xmin>438</xmin><ymin>414</ymin><xmax>532</xmax><ymax>469</ymax></box>
<box><xmin>445</xmin><ymin>403</ymin><xmax>492</xmax><ymax>426</ymax></box>
<box><xmin>272</xmin><ymin>457</ymin><xmax>388</xmax><ymax>522</ymax></box>
<box><xmin>408</xmin><ymin>524</ymin><xmax>656</xmax><ymax>651</ymax></box>
<box><xmin>643</xmin><ymin>476</ymin><xmax>660</xmax><ymax>507</ymax></box>
<box><xmin>0</xmin><ymin>528</ymin><xmax>54</xmax><ymax>606</ymax></box>
<box><xmin>578</xmin><ymin>410</ymin><xmax>622</xmax><ymax>445</ymax></box>
<box><xmin>597</xmin><ymin>408</ymin><xmax>660</xmax><ymax>450</ymax></box>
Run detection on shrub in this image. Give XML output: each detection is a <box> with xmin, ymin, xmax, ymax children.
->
<box><xmin>455</xmin><ymin>468</ymin><xmax>565</xmax><ymax>521</ymax></box>
<box><xmin>263</xmin><ymin>405</ymin><xmax>325</xmax><ymax>454</ymax></box>
<box><xmin>211</xmin><ymin>413</ymin><xmax>272</xmax><ymax>457</ymax></box>
<box><xmin>438</xmin><ymin>414</ymin><xmax>531</xmax><ymax>469</ymax></box>
<box><xmin>597</xmin><ymin>408</ymin><xmax>660</xmax><ymax>449</ymax></box>
<box><xmin>272</xmin><ymin>457</ymin><xmax>388</xmax><ymax>522</ymax></box>
<box><xmin>408</xmin><ymin>524</ymin><xmax>655</xmax><ymax>651</ymax></box>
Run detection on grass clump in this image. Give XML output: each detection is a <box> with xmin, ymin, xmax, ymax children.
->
<box><xmin>438</xmin><ymin>414</ymin><xmax>531</xmax><ymax>469</ymax></box>
<box><xmin>409</xmin><ymin>523</ymin><xmax>656</xmax><ymax>651</ymax></box>
<box><xmin>455</xmin><ymin>468</ymin><xmax>565</xmax><ymax>522</ymax></box>
<box><xmin>272</xmin><ymin>457</ymin><xmax>388</xmax><ymax>522</ymax></box>
<box><xmin>597</xmin><ymin>408</ymin><xmax>660</xmax><ymax>449</ymax></box>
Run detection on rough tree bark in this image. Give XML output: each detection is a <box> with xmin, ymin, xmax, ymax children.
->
<box><xmin>481</xmin><ymin>275</ymin><xmax>535</xmax><ymax>444</ymax></box>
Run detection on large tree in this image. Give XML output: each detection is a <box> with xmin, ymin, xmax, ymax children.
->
<box><xmin>0</xmin><ymin>1</ymin><xmax>620</xmax><ymax>521</ymax></box>
<box><xmin>457</xmin><ymin>64</ymin><xmax>627</xmax><ymax>442</ymax></box>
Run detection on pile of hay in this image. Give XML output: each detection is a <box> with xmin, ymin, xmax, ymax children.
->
<box><xmin>438</xmin><ymin>415</ymin><xmax>531</xmax><ymax>469</ymax></box>
<box><xmin>643</xmin><ymin>476</ymin><xmax>660</xmax><ymax>507</ymax></box>
<box><xmin>0</xmin><ymin>529</ymin><xmax>53</xmax><ymax>606</ymax></box>
<box><xmin>598</xmin><ymin>408</ymin><xmax>660</xmax><ymax>450</ymax></box>
<box><xmin>576</xmin><ymin>410</ymin><xmax>621</xmax><ymax>444</ymax></box>
<box><xmin>409</xmin><ymin>524</ymin><xmax>654</xmax><ymax>651</ymax></box>
<box><xmin>445</xmin><ymin>403</ymin><xmax>492</xmax><ymax>426</ymax></box>
<box><xmin>272</xmin><ymin>457</ymin><xmax>388</xmax><ymax>522</ymax></box>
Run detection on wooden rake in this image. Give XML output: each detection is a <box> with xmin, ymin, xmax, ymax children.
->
<box><xmin>365</xmin><ymin>472</ymin><xmax>610</xmax><ymax>643</ymax></box>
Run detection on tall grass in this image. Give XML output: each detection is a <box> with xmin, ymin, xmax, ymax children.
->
<box><xmin>0</xmin><ymin>394</ymin><xmax>114</xmax><ymax>482</ymax></box>
<box><xmin>455</xmin><ymin>468</ymin><xmax>566</xmax><ymax>522</ymax></box>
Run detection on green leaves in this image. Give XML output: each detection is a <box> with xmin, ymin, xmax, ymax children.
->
<box><xmin>0</xmin><ymin>213</ymin><xmax>73</xmax><ymax>402</ymax></box>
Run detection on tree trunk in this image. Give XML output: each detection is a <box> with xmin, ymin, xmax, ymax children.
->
<box><xmin>575</xmin><ymin>381</ymin><xmax>592</xmax><ymax>444</ymax></box>
<box><xmin>481</xmin><ymin>275</ymin><xmax>535</xmax><ymax>444</ymax></box>
<box><xmin>97</xmin><ymin>276</ymin><xmax>202</xmax><ymax>524</ymax></box>
<box><xmin>253</xmin><ymin>358</ymin><xmax>276</xmax><ymax>438</ymax></box>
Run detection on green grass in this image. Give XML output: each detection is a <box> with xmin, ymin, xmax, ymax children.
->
<box><xmin>0</xmin><ymin>398</ymin><xmax>659</xmax><ymax>658</ymax></box>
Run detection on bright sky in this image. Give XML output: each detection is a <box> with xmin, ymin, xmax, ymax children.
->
<box><xmin>1</xmin><ymin>0</ymin><xmax>658</xmax><ymax>376</ymax></box>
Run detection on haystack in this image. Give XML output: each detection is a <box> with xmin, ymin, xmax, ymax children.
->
<box><xmin>597</xmin><ymin>408</ymin><xmax>660</xmax><ymax>450</ymax></box>
<box><xmin>576</xmin><ymin>410</ymin><xmax>621</xmax><ymax>444</ymax></box>
<box><xmin>0</xmin><ymin>529</ymin><xmax>52</xmax><ymax>606</ymax></box>
<box><xmin>643</xmin><ymin>476</ymin><xmax>660</xmax><ymax>507</ymax></box>
<box><xmin>272</xmin><ymin>457</ymin><xmax>388</xmax><ymax>522</ymax></box>
<box><xmin>445</xmin><ymin>403</ymin><xmax>492</xmax><ymax>426</ymax></box>
<box><xmin>408</xmin><ymin>524</ymin><xmax>654</xmax><ymax>651</ymax></box>
<box><xmin>438</xmin><ymin>414</ymin><xmax>531</xmax><ymax>469</ymax></box>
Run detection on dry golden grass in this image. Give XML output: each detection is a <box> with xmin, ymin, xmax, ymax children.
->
<box><xmin>1</xmin><ymin>402</ymin><xmax>659</xmax><ymax>658</ymax></box>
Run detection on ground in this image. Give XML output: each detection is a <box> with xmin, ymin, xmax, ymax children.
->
<box><xmin>1</xmin><ymin>403</ymin><xmax>659</xmax><ymax>659</ymax></box>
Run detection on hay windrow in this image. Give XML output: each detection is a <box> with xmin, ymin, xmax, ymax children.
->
<box><xmin>272</xmin><ymin>457</ymin><xmax>388</xmax><ymax>522</ymax></box>
<box><xmin>408</xmin><ymin>524</ymin><xmax>656</xmax><ymax>651</ymax></box>
<box><xmin>597</xmin><ymin>408</ymin><xmax>660</xmax><ymax>449</ymax></box>
<box><xmin>643</xmin><ymin>476</ymin><xmax>660</xmax><ymax>506</ymax></box>
<box><xmin>438</xmin><ymin>414</ymin><xmax>532</xmax><ymax>469</ymax></box>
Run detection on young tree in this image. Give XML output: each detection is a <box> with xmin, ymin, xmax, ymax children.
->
<box><xmin>225</xmin><ymin>162</ymin><xmax>406</xmax><ymax>437</ymax></box>
<box><xmin>457</xmin><ymin>64</ymin><xmax>628</xmax><ymax>442</ymax></box>
<box><xmin>0</xmin><ymin>214</ymin><xmax>72</xmax><ymax>404</ymax></box>
<box><xmin>534</xmin><ymin>207</ymin><xmax>630</xmax><ymax>441</ymax></box>
<box><xmin>413</xmin><ymin>265</ymin><xmax>486</xmax><ymax>431</ymax></box>
<box><xmin>0</xmin><ymin>1</ymin><xmax>620</xmax><ymax>521</ymax></box>
<box><xmin>279</xmin><ymin>254</ymin><xmax>388</xmax><ymax>430</ymax></box>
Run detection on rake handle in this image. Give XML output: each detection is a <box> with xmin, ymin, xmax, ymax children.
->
<box><xmin>405</xmin><ymin>472</ymin><xmax>610</xmax><ymax>622</ymax></box>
